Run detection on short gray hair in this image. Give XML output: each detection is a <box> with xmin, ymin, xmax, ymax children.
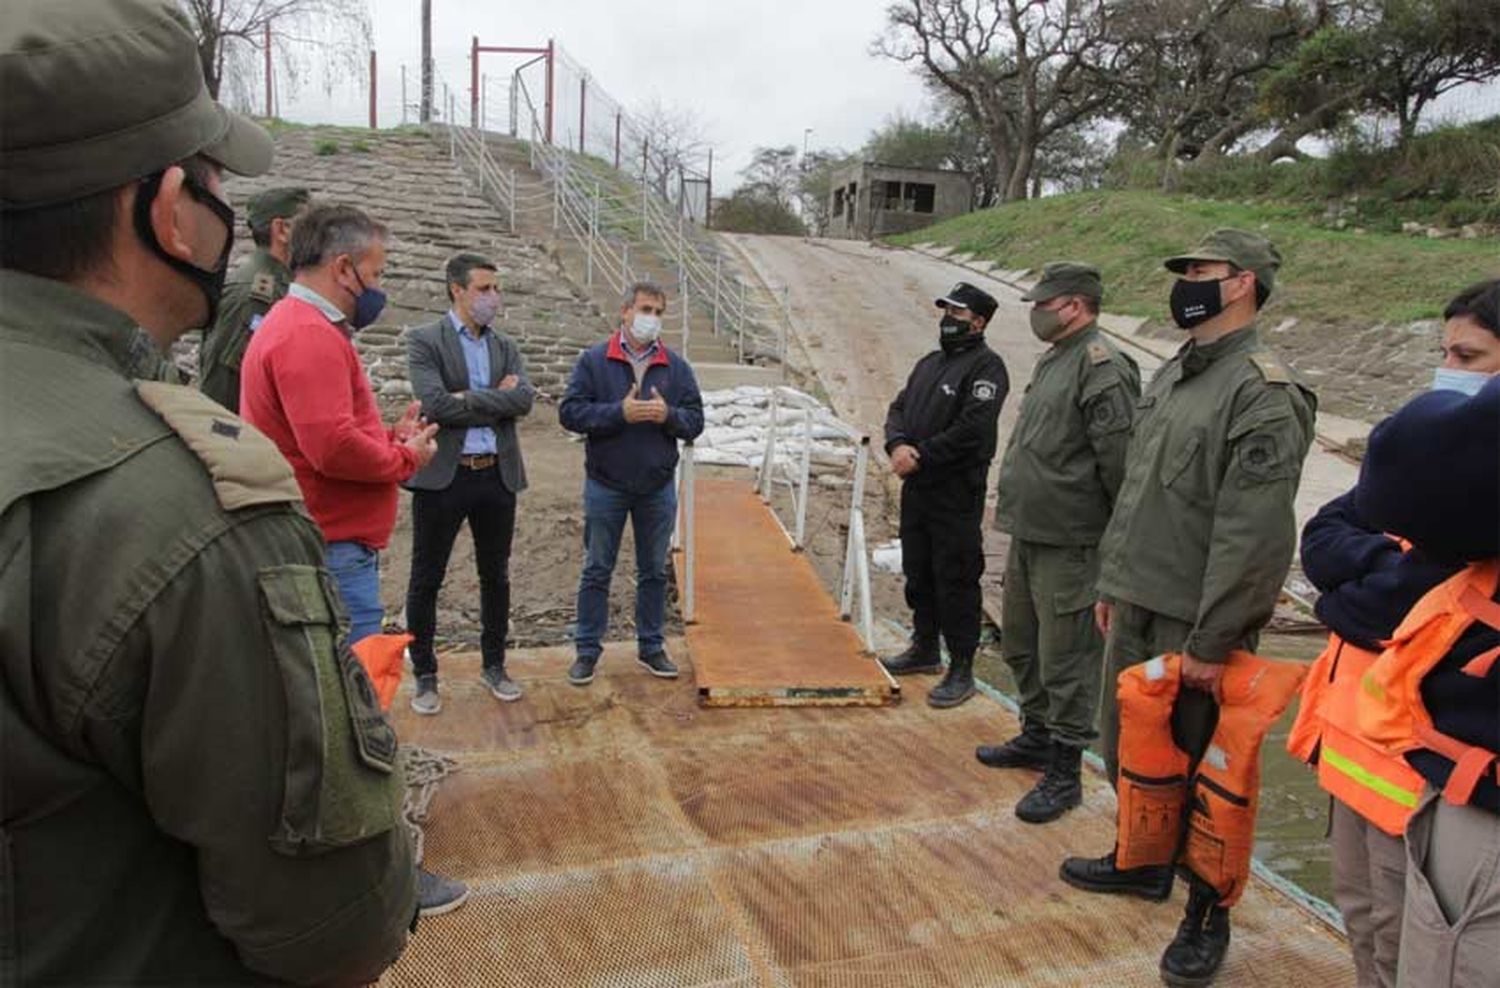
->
<box><xmin>289</xmin><ymin>203</ymin><xmax>388</xmax><ymax>273</ymax></box>
<box><xmin>621</xmin><ymin>280</ymin><xmax>667</xmax><ymax>309</ymax></box>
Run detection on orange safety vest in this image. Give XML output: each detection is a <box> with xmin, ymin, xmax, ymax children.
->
<box><xmin>350</xmin><ymin>632</ymin><xmax>412</xmax><ymax>713</ymax></box>
<box><xmin>1358</xmin><ymin>561</ymin><xmax>1500</xmax><ymax>807</ymax></box>
<box><xmin>1115</xmin><ymin>651</ymin><xmax>1306</xmax><ymax>907</ymax></box>
<box><xmin>1286</xmin><ymin>634</ymin><xmax>1425</xmax><ymax>836</ymax></box>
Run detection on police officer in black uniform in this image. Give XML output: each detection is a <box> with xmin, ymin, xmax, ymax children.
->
<box><xmin>882</xmin><ymin>282</ymin><xmax>1010</xmax><ymax>707</ymax></box>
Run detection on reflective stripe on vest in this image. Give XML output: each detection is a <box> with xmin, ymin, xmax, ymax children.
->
<box><xmin>1288</xmin><ymin>634</ymin><xmax>1424</xmax><ymax>835</ymax></box>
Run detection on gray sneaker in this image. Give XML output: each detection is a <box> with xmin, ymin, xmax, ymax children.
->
<box><xmin>480</xmin><ymin>666</ymin><xmax>523</xmax><ymax>702</ymax></box>
<box><xmin>638</xmin><ymin>650</ymin><xmax>679</xmax><ymax>679</ymax></box>
<box><xmin>410</xmin><ymin>675</ymin><xmax>441</xmax><ymax>715</ymax></box>
<box><xmin>417</xmin><ymin>867</ymin><xmax>469</xmax><ymax>916</ymax></box>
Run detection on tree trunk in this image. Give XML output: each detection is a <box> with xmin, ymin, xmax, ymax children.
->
<box><xmin>1004</xmin><ymin>139</ymin><xmax>1035</xmax><ymax>202</ymax></box>
<box><xmin>199</xmin><ymin>38</ymin><xmax>221</xmax><ymax>100</ymax></box>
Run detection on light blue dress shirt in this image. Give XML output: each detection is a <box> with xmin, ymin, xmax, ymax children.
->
<box><xmin>450</xmin><ymin>310</ymin><xmax>499</xmax><ymax>456</ymax></box>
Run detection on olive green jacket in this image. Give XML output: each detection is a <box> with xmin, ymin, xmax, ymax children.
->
<box><xmin>199</xmin><ymin>248</ymin><xmax>290</xmax><ymax>411</ymax></box>
<box><xmin>994</xmin><ymin>324</ymin><xmax>1140</xmax><ymax>546</ymax></box>
<box><xmin>0</xmin><ymin>270</ymin><xmax>415</xmax><ymax>985</ymax></box>
<box><xmin>1096</xmin><ymin>325</ymin><xmax>1317</xmax><ymax>662</ymax></box>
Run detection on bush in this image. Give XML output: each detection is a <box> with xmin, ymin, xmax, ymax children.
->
<box><xmin>710</xmin><ymin>192</ymin><xmax>806</xmax><ymax>235</ymax></box>
<box><xmin>314</xmin><ymin>139</ymin><xmax>340</xmax><ymax>156</ymax></box>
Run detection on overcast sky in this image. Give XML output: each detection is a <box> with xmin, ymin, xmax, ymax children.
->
<box><xmin>266</xmin><ymin>0</ymin><xmax>932</xmax><ymax>189</ymax></box>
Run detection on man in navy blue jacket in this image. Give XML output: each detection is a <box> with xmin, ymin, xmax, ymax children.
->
<box><xmin>559</xmin><ymin>281</ymin><xmax>704</xmax><ymax>685</ymax></box>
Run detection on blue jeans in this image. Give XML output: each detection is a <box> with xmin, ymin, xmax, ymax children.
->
<box><xmin>575</xmin><ymin>477</ymin><xmax>677</xmax><ymax>661</ymax></box>
<box><xmin>326</xmin><ymin>540</ymin><xmax>384</xmax><ymax>646</ymax></box>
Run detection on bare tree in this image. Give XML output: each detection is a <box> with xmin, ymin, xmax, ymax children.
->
<box><xmin>629</xmin><ymin>98</ymin><xmax>712</xmax><ymax>200</ymax></box>
<box><xmin>876</xmin><ymin>0</ymin><xmax>1131</xmax><ymax>202</ymax></box>
<box><xmin>177</xmin><ymin>0</ymin><xmax>371</xmax><ymax>112</ymax></box>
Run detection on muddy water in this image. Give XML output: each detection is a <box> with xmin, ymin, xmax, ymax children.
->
<box><xmin>974</xmin><ymin>629</ymin><xmax>1338</xmax><ymax>905</ymax></box>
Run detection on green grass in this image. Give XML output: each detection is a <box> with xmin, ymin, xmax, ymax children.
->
<box><xmin>890</xmin><ymin>190</ymin><xmax>1500</xmax><ymax>324</ymax></box>
<box><xmin>313</xmin><ymin>139</ymin><xmax>340</xmax><ymax>156</ymax></box>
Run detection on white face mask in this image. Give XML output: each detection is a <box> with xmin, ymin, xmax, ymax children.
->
<box><xmin>630</xmin><ymin>313</ymin><xmax>662</xmax><ymax>343</ymax></box>
<box><xmin>1431</xmin><ymin>366</ymin><xmax>1491</xmax><ymax>396</ymax></box>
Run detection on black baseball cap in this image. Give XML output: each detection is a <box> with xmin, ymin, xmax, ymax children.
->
<box><xmin>935</xmin><ymin>282</ymin><xmax>998</xmax><ymax>321</ymax></box>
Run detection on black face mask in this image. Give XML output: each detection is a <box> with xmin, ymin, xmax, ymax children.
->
<box><xmin>132</xmin><ymin>169</ymin><xmax>236</xmax><ymax>329</ymax></box>
<box><xmin>1169</xmin><ymin>276</ymin><xmax>1231</xmax><ymax>330</ymax></box>
<box><xmin>939</xmin><ymin>313</ymin><xmax>974</xmax><ymax>351</ymax></box>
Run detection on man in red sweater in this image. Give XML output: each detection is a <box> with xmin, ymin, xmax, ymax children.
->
<box><xmin>242</xmin><ymin>204</ymin><xmax>472</xmax><ymax>916</ymax></box>
<box><xmin>243</xmin><ymin>203</ymin><xmax>437</xmax><ymax>643</ymax></box>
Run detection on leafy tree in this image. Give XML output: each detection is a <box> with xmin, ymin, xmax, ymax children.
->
<box><xmin>796</xmin><ymin>148</ymin><xmax>858</xmax><ymax>235</ymax></box>
<box><xmin>711</xmin><ymin>189</ymin><xmax>807</xmax><ymax>235</ymax></box>
<box><xmin>864</xmin><ymin>113</ymin><xmax>963</xmax><ymax>168</ymax></box>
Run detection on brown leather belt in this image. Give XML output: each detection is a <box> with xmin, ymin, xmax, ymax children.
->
<box><xmin>457</xmin><ymin>454</ymin><xmax>498</xmax><ymax>470</ymax></box>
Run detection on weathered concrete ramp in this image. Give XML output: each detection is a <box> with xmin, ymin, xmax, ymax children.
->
<box><xmin>683</xmin><ymin>477</ymin><xmax>896</xmax><ymax>707</ymax></box>
<box><xmin>380</xmin><ymin>646</ymin><xmax>1353</xmax><ymax>988</ymax></box>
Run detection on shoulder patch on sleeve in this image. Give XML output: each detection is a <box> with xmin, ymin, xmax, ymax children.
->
<box><xmin>250</xmin><ymin>272</ymin><xmax>277</xmax><ymax>304</ymax></box>
<box><xmin>1087</xmin><ymin>341</ymin><xmax>1111</xmax><ymax>365</ymax></box>
<box><xmin>1250</xmin><ymin>351</ymin><xmax>1291</xmax><ymax>385</ymax></box>
<box><xmin>972</xmin><ymin>379</ymin><xmax>999</xmax><ymax>401</ymax></box>
<box><xmin>135</xmin><ymin>382</ymin><xmax>303</xmax><ymax>511</ymax></box>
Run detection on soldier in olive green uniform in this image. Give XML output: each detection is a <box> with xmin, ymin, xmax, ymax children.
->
<box><xmin>978</xmin><ymin>263</ymin><xmax>1140</xmax><ymax>825</ymax></box>
<box><xmin>1059</xmin><ymin>230</ymin><xmax>1316</xmax><ymax>987</ymax></box>
<box><xmin>0</xmin><ymin>2</ymin><xmax>415</xmax><ymax>984</ymax></box>
<box><xmin>198</xmin><ymin>186</ymin><xmax>308</xmax><ymax>410</ymax></box>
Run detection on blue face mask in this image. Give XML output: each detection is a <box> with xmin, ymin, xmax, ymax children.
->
<box><xmin>347</xmin><ymin>266</ymin><xmax>387</xmax><ymax>330</ymax></box>
<box><xmin>1431</xmin><ymin>366</ymin><xmax>1490</xmax><ymax>396</ymax></box>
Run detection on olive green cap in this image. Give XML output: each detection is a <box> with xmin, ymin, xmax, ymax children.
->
<box><xmin>1164</xmin><ymin>228</ymin><xmax>1281</xmax><ymax>298</ymax></box>
<box><xmin>0</xmin><ymin>0</ymin><xmax>274</xmax><ymax>210</ymax></box>
<box><xmin>248</xmin><ymin>187</ymin><xmax>311</xmax><ymax>230</ymax></box>
<box><xmin>1020</xmin><ymin>261</ymin><xmax>1102</xmax><ymax>303</ymax></box>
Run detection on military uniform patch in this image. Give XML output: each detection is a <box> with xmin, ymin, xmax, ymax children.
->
<box><xmin>1237</xmin><ymin>432</ymin><xmax>1283</xmax><ymax>483</ymax></box>
<box><xmin>1250</xmin><ymin>351</ymin><xmax>1291</xmax><ymax>385</ymax></box>
<box><xmin>250</xmin><ymin>271</ymin><xmax>277</xmax><ymax>304</ymax></box>
<box><xmin>972</xmin><ymin>379</ymin><xmax>998</xmax><ymax>401</ymax></box>
<box><xmin>135</xmin><ymin>381</ymin><xmax>302</xmax><ymax>511</ymax></box>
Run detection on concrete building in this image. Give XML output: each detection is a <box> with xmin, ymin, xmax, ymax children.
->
<box><xmin>825</xmin><ymin>162</ymin><xmax>973</xmax><ymax>240</ymax></box>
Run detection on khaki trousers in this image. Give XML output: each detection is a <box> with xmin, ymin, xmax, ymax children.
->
<box><xmin>1331</xmin><ymin>797</ymin><xmax>1406</xmax><ymax>988</ymax></box>
<box><xmin>1397</xmin><ymin>788</ymin><xmax>1500</xmax><ymax>988</ymax></box>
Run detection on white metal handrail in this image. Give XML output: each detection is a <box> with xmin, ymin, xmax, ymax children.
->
<box><xmin>446</xmin><ymin>109</ymin><xmax>518</xmax><ymax>231</ymax></box>
<box><xmin>672</xmin><ymin>441</ymin><xmax>696</xmax><ymax>623</ymax></box>
<box><xmin>754</xmin><ymin>388</ymin><xmax>874</xmax><ymax>652</ymax></box>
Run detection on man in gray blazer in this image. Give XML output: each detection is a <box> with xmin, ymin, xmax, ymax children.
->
<box><xmin>404</xmin><ymin>252</ymin><xmax>534</xmax><ymax>713</ymax></box>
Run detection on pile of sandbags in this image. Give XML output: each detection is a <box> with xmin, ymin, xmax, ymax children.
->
<box><xmin>692</xmin><ymin>387</ymin><xmax>859</xmax><ymax>486</ymax></box>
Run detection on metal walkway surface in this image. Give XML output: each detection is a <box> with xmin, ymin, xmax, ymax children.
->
<box><xmin>379</xmin><ymin>646</ymin><xmax>1353</xmax><ymax>988</ymax></box>
<box><xmin>682</xmin><ymin>477</ymin><xmax>896</xmax><ymax>707</ymax></box>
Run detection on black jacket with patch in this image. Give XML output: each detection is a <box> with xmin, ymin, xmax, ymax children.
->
<box><xmin>884</xmin><ymin>334</ymin><xmax>1009</xmax><ymax>490</ymax></box>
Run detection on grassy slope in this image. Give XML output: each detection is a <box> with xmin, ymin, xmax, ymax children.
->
<box><xmin>890</xmin><ymin>190</ymin><xmax>1500</xmax><ymax>324</ymax></box>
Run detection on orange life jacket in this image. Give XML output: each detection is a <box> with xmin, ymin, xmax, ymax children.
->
<box><xmin>350</xmin><ymin>633</ymin><xmax>412</xmax><ymax>713</ymax></box>
<box><xmin>1286</xmin><ymin>634</ymin><xmax>1425</xmax><ymax>836</ymax></box>
<box><xmin>1358</xmin><ymin>560</ymin><xmax>1500</xmax><ymax>807</ymax></box>
<box><xmin>1115</xmin><ymin>651</ymin><xmax>1306</xmax><ymax>907</ymax></box>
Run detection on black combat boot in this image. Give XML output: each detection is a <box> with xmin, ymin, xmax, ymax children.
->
<box><xmin>927</xmin><ymin>652</ymin><xmax>975</xmax><ymax>708</ymax></box>
<box><xmin>879</xmin><ymin>639</ymin><xmax>943</xmax><ymax>675</ymax></box>
<box><xmin>1059</xmin><ymin>849</ymin><xmax>1173</xmax><ymax>901</ymax></box>
<box><xmin>975</xmin><ymin>723</ymin><xmax>1052</xmax><ymax>769</ymax></box>
<box><xmin>1015</xmin><ymin>743</ymin><xmax>1084</xmax><ymax>823</ymax></box>
<box><xmin>1159</xmin><ymin>878</ymin><xmax>1231</xmax><ymax>987</ymax></box>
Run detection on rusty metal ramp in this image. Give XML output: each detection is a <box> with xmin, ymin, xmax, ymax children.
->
<box><xmin>380</xmin><ymin>645</ymin><xmax>1353</xmax><ymax>988</ymax></box>
<box><xmin>682</xmin><ymin>477</ymin><xmax>896</xmax><ymax>707</ymax></box>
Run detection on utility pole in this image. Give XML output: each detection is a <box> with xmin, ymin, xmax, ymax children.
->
<box><xmin>419</xmin><ymin>0</ymin><xmax>433</xmax><ymax>124</ymax></box>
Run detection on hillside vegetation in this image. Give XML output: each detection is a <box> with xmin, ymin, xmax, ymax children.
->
<box><xmin>890</xmin><ymin>188</ymin><xmax>1500</xmax><ymax>326</ymax></box>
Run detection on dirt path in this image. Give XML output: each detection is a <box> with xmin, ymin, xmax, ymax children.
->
<box><xmin>724</xmin><ymin>233</ymin><xmax>1359</xmax><ymax>535</ymax></box>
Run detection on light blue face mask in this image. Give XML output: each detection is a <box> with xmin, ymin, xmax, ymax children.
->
<box><xmin>1431</xmin><ymin>367</ymin><xmax>1491</xmax><ymax>396</ymax></box>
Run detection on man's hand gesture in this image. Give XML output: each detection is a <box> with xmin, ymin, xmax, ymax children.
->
<box><xmin>392</xmin><ymin>400</ymin><xmax>425</xmax><ymax>442</ymax></box>
<box><xmin>498</xmin><ymin>374</ymin><xmax>519</xmax><ymax>390</ymax></box>
<box><xmin>641</xmin><ymin>386</ymin><xmax>669</xmax><ymax>424</ymax></box>
<box><xmin>404</xmin><ymin>422</ymin><xmax>440</xmax><ymax>469</ymax></box>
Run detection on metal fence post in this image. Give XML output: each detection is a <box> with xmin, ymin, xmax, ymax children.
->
<box><xmin>622</xmin><ymin>241</ymin><xmax>631</xmax><ymax>281</ymax></box>
<box><xmin>586</xmin><ymin>183</ymin><xmax>598</xmax><ymax>287</ymax></box>
<box><xmin>713</xmin><ymin>255</ymin><xmax>721</xmax><ymax>337</ymax></box>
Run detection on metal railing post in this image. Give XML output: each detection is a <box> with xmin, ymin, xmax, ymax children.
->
<box><xmin>586</xmin><ymin>183</ymin><xmax>598</xmax><ymax>287</ymax></box>
<box><xmin>508</xmin><ymin>169</ymin><xmax>516</xmax><ymax>230</ymax></box>
<box><xmin>682</xmin><ymin>442</ymin><xmax>696</xmax><ymax>623</ymax></box>
<box><xmin>680</xmin><ymin>278</ymin><xmax>690</xmax><ymax>360</ymax></box>
<box><xmin>621</xmin><ymin>241</ymin><xmax>630</xmax><ymax>281</ymax></box>
<box><xmin>552</xmin><ymin>159</ymin><xmax>561</xmax><ymax>230</ymax></box>
<box><xmin>713</xmin><ymin>255</ymin><xmax>722</xmax><ymax>337</ymax></box>
<box><xmin>794</xmin><ymin>414</ymin><xmax>813</xmax><ymax>548</ymax></box>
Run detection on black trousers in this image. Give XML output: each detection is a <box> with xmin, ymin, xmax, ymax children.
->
<box><xmin>900</xmin><ymin>476</ymin><xmax>986</xmax><ymax>659</ymax></box>
<box><xmin>406</xmin><ymin>465</ymin><xmax>517</xmax><ymax>678</ymax></box>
